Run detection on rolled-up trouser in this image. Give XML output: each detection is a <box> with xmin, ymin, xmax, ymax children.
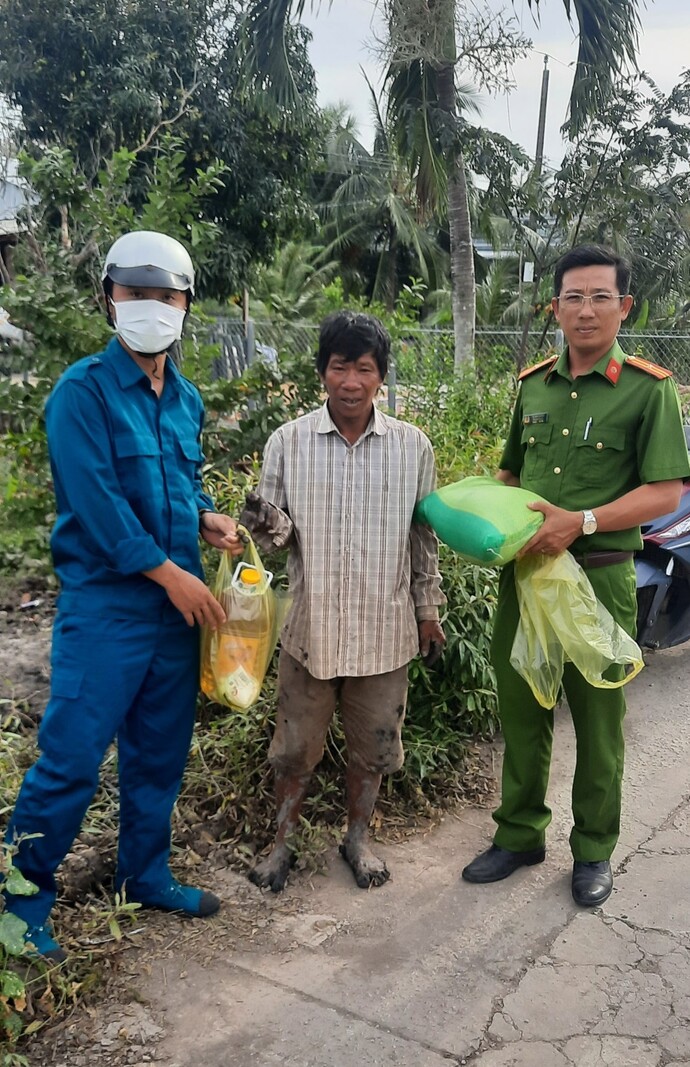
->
<box><xmin>269</xmin><ymin>651</ymin><xmax>409</xmax><ymax>776</ymax></box>
<box><xmin>3</xmin><ymin>611</ymin><xmax>199</xmax><ymax>927</ymax></box>
<box><xmin>490</xmin><ymin>558</ymin><xmax>637</xmax><ymax>862</ymax></box>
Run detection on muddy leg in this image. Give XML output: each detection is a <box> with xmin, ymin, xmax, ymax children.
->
<box><xmin>248</xmin><ymin>770</ymin><xmax>311</xmax><ymax>893</ymax></box>
<box><xmin>339</xmin><ymin>764</ymin><xmax>389</xmax><ymax>889</ymax></box>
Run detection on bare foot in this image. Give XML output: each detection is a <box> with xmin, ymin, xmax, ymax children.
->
<box><xmin>248</xmin><ymin>845</ymin><xmax>296</xmax><ymax>893</ymax></box>
<box><xmin>339</xmin><ymin>839</ymin><xmax>390</xmax><ymax>889</ymax></box>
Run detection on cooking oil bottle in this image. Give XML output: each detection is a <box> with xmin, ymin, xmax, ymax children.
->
<box><xmin>201</xmin><ymin>561</ymin><xmax>275</xmax><ymax>709</ymax></box>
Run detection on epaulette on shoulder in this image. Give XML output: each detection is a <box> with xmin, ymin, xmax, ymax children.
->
<box><xmin>625</xmin><ymin>355</ymin><xmax>673</xmax><ymax>380</ymax></box>
<box><xmin>57</xmin><ymin>355</ymin><xmax>103</xmax><ymax>383</ymax></box>
<box><xmin>518</xmin><ymin>355</ymin><xmax>558</xmax><ymax>381</ymax></box>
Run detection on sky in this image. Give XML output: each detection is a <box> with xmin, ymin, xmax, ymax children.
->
<box><xmin>302</xmin><ymin>0</ymin><xmax>690</xmax><ymax>170</ymax></box>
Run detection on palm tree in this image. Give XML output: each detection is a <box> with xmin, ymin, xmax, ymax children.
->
<box><xmin>237</xmin><ymin>0</ymin><xmax>641</xmax><ymax>364</ymax></box>
<box><xmin>319</xmin><ymin>90</ymin><xmax>447</xmax><ymax>310</ymax></box>
<box><xmin>250</xmin><ymin>240</ymin><xmax>340</xmax><ymax>321</ymax></box>
<box><xmin>382</xmin><ymin>12</ymin><xmax>479</xmax><ymax>367</ymax></box>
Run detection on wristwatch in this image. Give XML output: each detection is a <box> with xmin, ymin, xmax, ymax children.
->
<box><xmin>581</xmin><ymin>509</ymin><xmax>598</xmax><ymax>536</ymax></box>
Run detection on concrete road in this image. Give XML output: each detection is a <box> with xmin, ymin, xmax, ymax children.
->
<box><xmin>139</xmin><ymin>641</ymin><xmax>690</xmax><ymax>1067</ymax></box>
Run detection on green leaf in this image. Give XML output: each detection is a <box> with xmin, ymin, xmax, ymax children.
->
<box><xmin>0</xmin><ymin>912</ymin><xmax>28</xmax><ymax>956</ymax></box>
<box><xmin>1</xmin><ymin>971</ymin><xmax>25</xmax><ymax>999</ymax></box>
<box><xmin>4</xmin><ymin>869</ymin><xmax>38</xmax><ymax>897</ymax></box>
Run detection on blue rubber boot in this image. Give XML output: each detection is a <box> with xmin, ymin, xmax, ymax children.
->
<box><xmin>23</xmin><ymin>922</ymin><xmax>67</xmax><ymax>964</ymax></box>
<box><xmin>124</xmin><ymin>879</ymin><xmax>220</xmax><ymax>918</ymax></box>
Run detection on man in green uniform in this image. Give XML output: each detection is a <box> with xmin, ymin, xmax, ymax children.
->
<box><xmin>462</xmin><ymin>244</ymin><xmax>690</xmax><ymax>906</ymax></box>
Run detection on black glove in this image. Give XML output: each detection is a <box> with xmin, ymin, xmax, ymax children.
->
<box><xmin>240</xmin><ymin>492</ymin><xmax>278</xmax><ymax>534</ymax></box>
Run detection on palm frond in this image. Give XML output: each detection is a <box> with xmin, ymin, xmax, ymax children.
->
<box><xmin>237</xmin><ymin>0</ymin><xmax>331</xmax><ymax>110</ymax></box>
<box><xmin>527</xmin><ymin>0</ymin><xmax>641</xmax><ymax>134</ymax></box>
<box><xmin>323</xmin><ymin>105</ymin><xmax>370</xmax><ymax>176</ymax></box>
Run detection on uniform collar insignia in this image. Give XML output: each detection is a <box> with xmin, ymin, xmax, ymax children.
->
<box><xmin>591</xmin><ymin>340</ymin><xmax>625</xmax><ymax>386</ymax></box>
<box><xmin>604</xmin><ymin>357</ymin><xmax>622</xmax><ymax>385</ymax></box>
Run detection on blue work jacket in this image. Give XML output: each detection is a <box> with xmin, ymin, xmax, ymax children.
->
<box><xmin>45</xmin><ymin>336</ymin><xmax>214</xmax><ymax>620</ymax></box>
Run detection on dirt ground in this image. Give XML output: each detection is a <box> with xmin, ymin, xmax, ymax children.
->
<box><xmin>0</xmin><ymin>578</ymin><xmax>54</xmax><ymax>719</ymax></box>
<box><xmin>0</xmin><ymin>578</ymin><xmax>494</xmax><ymax>1067</ymax></box>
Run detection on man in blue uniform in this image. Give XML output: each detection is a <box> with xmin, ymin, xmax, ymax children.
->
<box><xmin>2</xmin><ymin>231</ymin><xmax>244</xmax><ymax>960</ymax></box>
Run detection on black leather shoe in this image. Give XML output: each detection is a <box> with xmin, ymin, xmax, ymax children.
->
<box><xmin>461</xmin><ymin>844</ymin><xmax>546</xmax><ymax>884</ymax></box>
<box><xmin>571</xmin><ymin>860</ymin><xmax>613</xmax><ymax>907</ymax></box>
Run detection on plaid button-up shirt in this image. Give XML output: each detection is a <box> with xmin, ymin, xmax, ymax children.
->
<box><xmin>257</xmin><ymin>402</ymin><xmax>445</xmax><ymax>680</ymax></box>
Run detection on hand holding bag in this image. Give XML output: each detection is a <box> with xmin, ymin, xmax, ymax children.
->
<box><xmin>200</xmin><ymin>535</ymin><xmax>289</xmax><ymax>710</ymax></box>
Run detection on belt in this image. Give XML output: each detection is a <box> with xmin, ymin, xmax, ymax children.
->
<box><xmin>572</xmin><ymin>550</ymin><xmax>634</xmax><ymax>570</ymax></box>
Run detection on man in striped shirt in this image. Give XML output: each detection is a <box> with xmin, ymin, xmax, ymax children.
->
<box><xmin>241</xmin><ymin>311</ymin><xmax>445</xmax><ymax>892</ymax></box>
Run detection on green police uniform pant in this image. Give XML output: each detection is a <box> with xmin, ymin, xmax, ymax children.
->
<box><xmin>491</xmin><ymin>558</ymin><xmax>638</xmax><ymax>862</ymax></box>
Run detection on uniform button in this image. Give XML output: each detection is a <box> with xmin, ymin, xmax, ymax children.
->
<box><xmin>571</xmin><ymin>391</ymin><xmax>578</xmax><ymax>399</ymax></box>
<box><xmin>562</xmin><ymin>428</ymin><xmax>569</xmax><ymax>436</ymax></box>
<box><xmin>553</xmin><ymin>466</ymin><xmax>561</xmax><ymax>474</ymax></box>
<box><xmin>528</xmin><ymin>436</ymin><xmax>535</xmax><ymax>445</ymax></box>
<box><xmin>596</xmin><ymin>442</ymin><xmax>604</xmax><ymax>451</ymax></box>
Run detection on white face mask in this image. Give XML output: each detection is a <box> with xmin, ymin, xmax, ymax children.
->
<box><xmin>112</xmin><ymin>299</ymin><xmax>186</xmax><ymax>355</ymax></box>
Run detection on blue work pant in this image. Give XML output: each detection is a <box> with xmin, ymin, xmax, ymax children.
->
<box><xmin>3</xmin><ymin>611</ymin><xmax>200</xmax><ymax>927</ymax></box>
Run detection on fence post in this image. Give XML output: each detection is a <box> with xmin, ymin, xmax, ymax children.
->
<box><xmin>387</xmin><ymin>359</ymin><xmax>397</xmax><ymax>415</ymax></box>
<box><xmin>244</xmin><ymin>318</ymin><xmax>255</xmax><ymax>369</ymax></box>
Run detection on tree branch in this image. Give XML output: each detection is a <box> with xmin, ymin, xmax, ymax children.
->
<box><xmin>133</xmin><ymin>70</ymin><xmax>201</xmax><ymax>156</ymax></box>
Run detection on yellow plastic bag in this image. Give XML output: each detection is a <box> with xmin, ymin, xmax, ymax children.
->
<box><xmin>200</xmin><ymin>536</ymin><xmax>289</xmax><ymax>710</ymax></box>
<box><xmin>510</xmin><ymin>552</ymin><xmax>644</xmax><ymax>709</ymax></box>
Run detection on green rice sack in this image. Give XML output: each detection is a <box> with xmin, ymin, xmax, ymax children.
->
<box><xmin>414</xmin><ymin>476</ymin><xmax>547</xmax><ymax>565</ymax></box>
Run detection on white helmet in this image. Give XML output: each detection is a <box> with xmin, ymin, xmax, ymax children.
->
<box><xmin>102</xmin><ymin>231</ymin><xmax>195</xmax><ymax>296</ymax></box>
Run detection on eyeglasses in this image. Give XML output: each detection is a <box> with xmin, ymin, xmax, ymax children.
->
<box><xmin>556</xmin><ymin>293</ymin><xmax>627</xmax><ymax>309</ymax></box>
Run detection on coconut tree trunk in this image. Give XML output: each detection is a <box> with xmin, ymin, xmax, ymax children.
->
<box><xmin>436</xmin><ymin>60</ymin><xmax>475</xmax><ymax>371</ymax></box>
<box><xmin>447</xmin><ymin>151</ymin><xmax>475</xmax><ymax>369</ymax></box>
<box><xmin>386</xmin><ymin>224</ymin><xmax>398</xmax><ymax>312</ymax></box>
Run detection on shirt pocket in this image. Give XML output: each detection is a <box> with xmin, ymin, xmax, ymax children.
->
<box><xmin>113</xmin><ymin>432</ymin><xmax>162</xmax><ymax>501</ymax></box>
<box><xmin>521</xmin><ymin>423</ymin><xmax>553</xmax><ymax>481</ymax></box>
<box><xmin>175</xmin><ymin>437</ymin><xmax>204</xmax><ymax>497</ymax></box>
<box><xmin>176</xmin><ymin>437</ymin><xmax>203</xmax><ymax>466</ymax></box>
<box><xmin>572</xmin><ymin>428</ymin><xmax>626</xmax><ymax>487</ymax></box>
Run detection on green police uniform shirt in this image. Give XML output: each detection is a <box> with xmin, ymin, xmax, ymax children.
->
<box><xmin>500</xmin><ymin>339</ymin><xmax>690</xmax><ymax>553</ymax></box>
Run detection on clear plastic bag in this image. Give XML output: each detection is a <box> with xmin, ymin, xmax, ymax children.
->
<box><xmin>510</xmin><ymin>552</ymin><xmax>644</xmax><ymax>709</ymax></box>
<box><xmin>200</xmin><ymin>535</ymin><xmax>290</xmax><ymax>710</ymax></box>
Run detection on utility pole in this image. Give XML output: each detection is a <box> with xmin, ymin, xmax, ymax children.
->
<box><xmin>519</xmin><ymin>55</ymin><xmax>551</xmax><ymax>368</ymax></box>
<box><xmin>534</xmin><ymin>55</ymin><xmax>550</xmax><ymax>179</ymax></box>
<box><xmin>527</xmin><ymin>56</ymin><xmax>550</xmax><ymax>238</ymax></box>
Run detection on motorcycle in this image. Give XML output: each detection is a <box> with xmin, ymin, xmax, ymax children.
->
<box><xmin>636</xmin><ymin>427</ymin><xmax>690</xmax><ymax>650</ymax></box>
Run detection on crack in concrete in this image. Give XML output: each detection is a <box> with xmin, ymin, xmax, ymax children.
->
<box><xmin>222</xmin><ymin>959</ymin><xmax>469</xmax><ymax>1064</ymax></box>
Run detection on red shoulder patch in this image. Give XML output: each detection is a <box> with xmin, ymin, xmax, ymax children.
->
<box><xmin>518</xmin><ymin>355</ymin><xmax>558</xmax><ymax>381</ymax></box>
<box><xmin>625</xmin><ymin>355</ymin><xmax>673</xmax><ymax>380</ymax></box>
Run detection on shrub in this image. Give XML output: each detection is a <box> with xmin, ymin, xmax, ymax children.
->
<box><xmin>0</xmin><ymin>843</ymin><xmax>39</xmax><ymax>1056</ymax></box>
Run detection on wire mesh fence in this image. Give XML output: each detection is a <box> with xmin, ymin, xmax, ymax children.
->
<box><xmin>204</xmin><ymin>318</ymin><xmax>320</xmax><ymax>380</ymax></box>
<box><xmin>3</xmin><ymin>318</ymin><xmax>690</xmax><ymax>411</ymax></box>
<box><xmin>204</xmin><ymin>320</ymin><xmax>690</xmax><ymax>387</ymax></box>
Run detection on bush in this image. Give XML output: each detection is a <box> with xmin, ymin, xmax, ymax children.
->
<box><xmin>0</xmin><ymin>843</ymin><xmax>39</xmax><ymax>1057</ymax></box>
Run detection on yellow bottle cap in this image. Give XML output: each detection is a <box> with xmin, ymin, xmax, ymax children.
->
<box><xmin>239</xmin><ymin>566</ymin><xmax>262</xmax><ymax>585</ymax></box>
